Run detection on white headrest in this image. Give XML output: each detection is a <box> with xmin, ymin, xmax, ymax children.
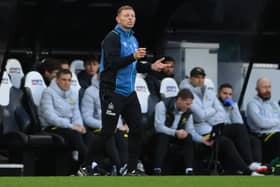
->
<box><xmin>71</xmin><ymin>73</ymin><xmax>81</xmax><ymax>97</ymax></box>
<box><xmin>5</xmin><ymin>58</ymin><xmax>24</xmax><ymax>88</ymax></box>
<box><xmin>70</xmin><ymin>59</ymin><xmax>84</xmax><ymax>74</ymax></box>
<box><xmin>135</xmin><ymin>76</ymin><xmax>150</xmax><ymax>113</ymax></box>
<box><xmin>160</xmin><ymin>77</ymin><xmax>179</xmax><ymax>98</ymax></box>
<box><xmin>0</xmin><ymin>71</ymin><xmax>12</xmax><ymax>106</ymax></box>
<box><xmin>24</xmin><ymin>71</ymin><xmax>47</xmax><ymax>106</ymax></box>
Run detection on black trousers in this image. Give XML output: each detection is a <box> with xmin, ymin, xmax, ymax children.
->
<box><xmin>45</xmin><ymin>127</ymin><xmax>88</xmax><ymax>163</ymax></box>
<box><xmin>154</xmin><ymin>133</ymin><xmax>194</xmax><ymax>169</ymax></box>
<box><xmin>45</xmin><ymin>127</ymin><xmax>107</xmax><ymax>168</ymax></box>
<box><xmin>104</xmin><ymin>130</ymin><xmax>128</xmax><ymax>167</ymax></box>
<box><xmin>100</xmin><ymin>89</ymin><xmax>143</xmax><ymax>171</ymax></box>
<box><xmin>259</xmin><ymin>132</ymin><xmax>280</xmax><ymax>162</ymax></box>
<box><xmin>221</xmin><ymin>124</ymin><xmax>255</xmax><ymax>164</ymax></box>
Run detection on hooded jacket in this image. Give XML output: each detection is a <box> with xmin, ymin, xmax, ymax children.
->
<box><xmin>39</xmin><ymin>79</ymin><xmax>83</xmax><ymax>128</ymax></box>
<box><xmin>180</xmin><ymin>80</ymin><xmax>226</xmax><ymax>135</ymax></box>
<box><xmin>81</xmin><ymin>75</ymin><xmax>123</xmax><ymax>129</ymax></box>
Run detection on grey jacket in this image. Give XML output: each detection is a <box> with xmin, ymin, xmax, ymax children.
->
<box><xmin>81</xmin><ymin>76</ymin><xmax>102</xmax><ymax>129</ymax></box>
<box><xmin>222</xmin><ymin>102</ymin><xmax>244</xmax><ymax>124</ymax></box>
<box><xmin>81</xmin><ymin>76</ymin><xmax>123</xmax><ymax>129</ymax></box>
<box><xmin>247</xmin><ymin>96</ymin><xmax>280</xmax><ymax>134</ymax></box>
<box><xmin>180</xmin><ymin>80</ymin><xmax>226</xmax><ymax>135</ymax></box>
<box><xmin>154</xmin><ymin>101</ymin><xmax>204</xmax><ymax>143</ymax></box>
<box><xmin>39</xmin><ymin>79</ymin><xmax>83</xmax><ymax>128</ymax></box>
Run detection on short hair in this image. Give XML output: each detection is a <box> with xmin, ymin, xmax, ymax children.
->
<box><xmin>177</xmin><ymin>89</ymin><xmax>194</xmax><ymax>100</ymax></box>
<box><xmin>56</xmin><ymin>69</ymin><xmax>72</xmax><ymax>79</ymax></box>
<box><xmin>59</xmin><ymin>59</ymin><xmax>69</xmax><ymax>66</ymax></box>
<box><xmin>117</xmin><ymin>5</ymin><xmax>135</xmax><ymax>15</ymax></box>
<box><xmin>218</xmin><ymin>83</ymin><xmax>233</xmax><ymax>92</ymax></box>
<box><xmin>84</xmin><ymin>56</ymin><xmax>99</xmax><ymax>66</ymax></box>
<box><xmin>40</xmin><ymin>57</ymin><xmax>61</xmax><ymax>73</ymax></box>
<box><xmin>162</xmin><ymin>56</ymin><xmax>175</xmax><ymax>64</ymax></box>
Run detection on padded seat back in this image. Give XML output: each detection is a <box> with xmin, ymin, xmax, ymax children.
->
<box><xmin>160</xmin><ymin>77</ymin><xmax>179</xmax><ymax>99</ymax></box>
<box><xmin>5</xmin><ymin>59</ymin><xmax>24</xmax><ymax>89</ymax></box>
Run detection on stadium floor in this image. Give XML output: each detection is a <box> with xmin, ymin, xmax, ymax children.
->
<box><xmin>1</xmin><ymin>176</ymin><xmax>280</xmax><ymax>187</ymax></box>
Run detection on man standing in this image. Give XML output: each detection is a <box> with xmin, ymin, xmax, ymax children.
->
<box><xmin>99</xmin><ymin>5</ymin><xmax>167</xmax><ymax>175</ymax></box>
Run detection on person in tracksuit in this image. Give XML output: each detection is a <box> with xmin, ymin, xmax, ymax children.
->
<box><xmin>180</xmin><ymin>67</ymin><xmax>267</xmax><ymax>175</ymax></box>
<box><xmin>99</xmin><ymin>5</ymin><xmax>167</xmax><ymax>175</ymax></box>
<box><xmin>153</xmin><ymin>89</ymin><xmax>212</xmax><ymax>175</ymax></box>
<box><xmin>218</xmin><ymin>83</ymin><xmax>264</xmax><ymax>167</ymax></box>
<box><xmin>247</xmin><ymin>77</ymin><xmax>280</xmax><ymax>163</ymax></box>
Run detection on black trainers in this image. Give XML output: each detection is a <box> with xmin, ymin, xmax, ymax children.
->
<box><xmin>78</xmin><ymin>165</ymin><xmax>96</xmax><ymax>176</ymax></box>
<box><xmin>125</xmin><ymin>169</ymin><xmax>147</xmax><ymax>176</ymax></box>
<box><xmin>78</xmin><ymin>165</ymin><xmax>109</xmax><ymax>176</ymax></box>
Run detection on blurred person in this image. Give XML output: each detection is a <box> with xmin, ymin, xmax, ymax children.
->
<box><xmin>78</xmin><ymin>56</ymin><xmax>99</xmax><ymax>89</ymax></box>
<box><xmin>145</xmin><ymin>56</ymin><xmax>176</xmax><ymax>101</ymax></box>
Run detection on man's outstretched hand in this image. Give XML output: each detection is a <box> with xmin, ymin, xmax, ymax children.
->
<box><xmin>151</xmin><ymin>57</ymin><xmax>169</xmax><ymax>72</ymax></box>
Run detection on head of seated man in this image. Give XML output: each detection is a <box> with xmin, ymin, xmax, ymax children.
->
<box><xmin>84</xmin><ymin>57</ymin><xmax>99</xmax><ymax>77</ymax></box>
<box><xmin>189</xmin><ymin>67</ymin><xmax>206</xmax><ymax>88</ymax></box>
<box><xmin>56</xmin><ymin>69</ymin><xmax>72</xmax><ymax>91</ymax></box>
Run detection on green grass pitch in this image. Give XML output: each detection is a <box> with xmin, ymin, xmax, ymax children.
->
<box><xmin>1</xmin><ymin>176</ymin><xmax>280</xmax><ymax>187</ymax></box>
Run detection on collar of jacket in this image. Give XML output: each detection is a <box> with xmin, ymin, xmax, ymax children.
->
<box><xmin>114</xmin><ymin>24</ymin><xmax>134</xmax><ymax>37</ymax></box>
<box><xmin>49</xmin><ymin>78</ymin><xmax>72</xmax><ymax>98</ymax></box>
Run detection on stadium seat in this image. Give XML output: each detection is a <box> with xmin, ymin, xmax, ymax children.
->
<box><xmin>0</xmin><ymin>71</ymin><xmax>55</xmax><ymax>175</ymax></box>
<box><xmin>160</xmin><ymin>77</ymin><xmax>179</xmax><ymax>99</ymax></box>
<box><xmin>0</xmin><ymin>71</ymin><xmax>12</xmax><ymax>106</ymax></box>
<box><xmin>5</xmin><ymin>58</ymin><xmax>24</xmax><ymax>89</ymax></box>
<box><xmin>70</xmin><ymin>59</ymin><xmax>84</xmax><ymax>74</ymax></box>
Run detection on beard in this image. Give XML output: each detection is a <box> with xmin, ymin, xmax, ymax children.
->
<box><xmin>258</xmin><ymin>92</ymin><xmax>271</xmax><ymax>101</ymax></box>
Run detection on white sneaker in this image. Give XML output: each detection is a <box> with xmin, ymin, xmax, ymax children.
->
<box><xmin>249</xmin><ymin>162</ymin><xmax>268</xmax><ymax>173</ymax></box>
<box><xmin>251</xmin><ymin>171</ymin><xmax>264</xmax><ymax>176</ymax></box>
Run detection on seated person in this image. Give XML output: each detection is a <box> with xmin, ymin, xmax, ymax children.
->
<box><xmin>247</xmin><ymin>77</ymin><xmax>280</xmax><ymax>163</ymax></box>
<box><xmin>81</xmin><ymin>74</ymin><xmax>129</xmax><ymax>175</ymax></box>
<box><xmin>38</xmin><ymin>69</ymin><xmax>105</xmax><ymax>176</ymax></box>
<box><xmin>38</xmin><ymin>58</ymin><xmax>61</xmax><ymax>86</ymax></box>
<box><xmin>180</xmin><ymin>67</ymin><xmax>267</xmax><ymax>175</ymax></box>
<box><xmin>153</xmin><ymin>89</ymin><xmax>203</xmax><ymax>175</ymax></box>
<box><xmin>59</xmin><ymin>59</ymin><xmax>70</xmax><ymax>70</ymax></box>
<box><xmin>77</xmin><ymin>56</ymin><xmax>99</xmax><ymax>89</ymax></box>
<box><xmin>218</xmin><ymin>83</ymin><xmax>264</xmax><ymax>164</ymax></box>
<box><xmin>145</xmin><ymin>56</ymin><xmax>175</xmax><ymax>101</ymax></box>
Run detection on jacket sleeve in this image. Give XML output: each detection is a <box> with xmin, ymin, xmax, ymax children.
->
<box><xmin>247</xmin><ymin>101</ymin><xmax>280</xmax><ymax>129</ymax></box>
<box><xmin>40</xmin><ymin>90</ymin><xmax>72</xmax><ymax>128</ymax></box>
<box><xmin>102</xmin><ymin>32</ymin><xmax>135</xmax><ymax>70</ymax></box>
<box><xmin>185</xmin><ymin>115</ymin><xmax>204</xmax><ymax>143</ymax></box>
<box><xmin>154</xmin><ymin>101</ymin><xmax>176</xmax><ymax>136</ymax></box>
<box><xmin>81</xmin><ymin>89</ymin><xmax>102</xmax><ymax>129</ymax></box>
<box><xmin>191</xmin><ymin>101</ymin><xmax>216</xmax><ymax>122</ymax></box>
<box><xmin>229</xmin><ymin>103</ymin><xmax>244</xmax><ymax>124</ymax></box>
<box><xmin>206</xmin><ymin>97</ymin><xmax>226</xmax><ymax>125</ymax></box>
<box><xmin>136</xmin><ymin>61</ymin><xmax>152</xmax><ymax>73</ymax></box>
<box><xmin>71</xmin><ymin>94</ymin><xmax>83</xmax><ymax>126</ymax></box>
